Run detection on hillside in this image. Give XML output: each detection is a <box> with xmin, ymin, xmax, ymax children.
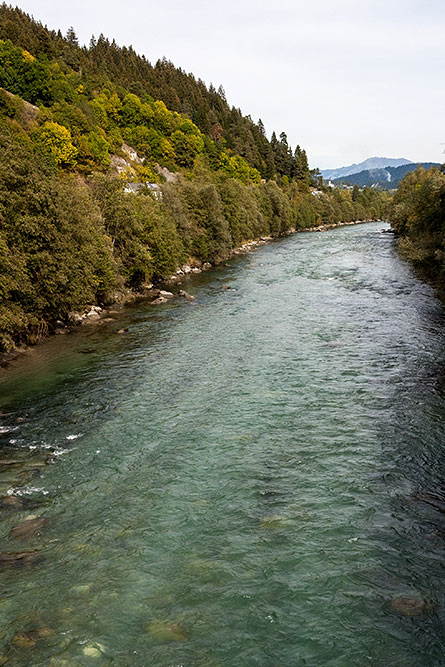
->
<box><xmin>0</xmin><ymin>3</ymin><xmax>311</xmax><ymax>182</ymax></box>
<box><xmin>321</xmin><ymin>157</ymin><xmax>412</xmax><ymax>181</ymax></box>
<box><xmin>333</xmin><ymin>162</ymin><xmax>441</xmax><ymax>190</ymax></box>
<box><xmin>0</xmin><ymin>5</ymin><xmax>389</xmax><ymax>353</ymax></box>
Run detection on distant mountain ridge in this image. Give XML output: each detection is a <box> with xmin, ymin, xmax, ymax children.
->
<box><xmin>332</xmin><ymin>162</ymin><xmax>441</xmax><ymax>190</ymax></box>
<box><xmin>321</xmin><ymin>157</ymin><xmax>412</xmax><ymax>181</ymax></box>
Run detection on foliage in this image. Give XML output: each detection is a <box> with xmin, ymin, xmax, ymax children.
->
<box><xmin>35</xmin><ymin>121</ymin><xmax>78</xmax><ymax>166</ymax></box>
<box><xmin>389</xmin><ymin>166</ymin><xmax>445</xmax><ymax>287</ymax></box>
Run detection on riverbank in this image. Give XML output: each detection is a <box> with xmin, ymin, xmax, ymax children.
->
<box><xmin>0</xmin><ymin>219</ymin><xmax>385</xmax><ymax>369</ymax></box>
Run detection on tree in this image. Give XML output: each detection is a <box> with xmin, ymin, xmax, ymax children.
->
<box><xmin>36</xmin><ymin>122</ymin><xmax>78</xmax><ymax>166</ymax></box>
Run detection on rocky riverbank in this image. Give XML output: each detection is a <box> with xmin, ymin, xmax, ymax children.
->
<box><xmin>0</xmin><ymin>219</ymin><xmax>383</xmax><ymax>367</ymax></box>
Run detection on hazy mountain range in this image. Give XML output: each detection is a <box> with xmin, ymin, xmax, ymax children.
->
<box><xmin>332</xmin><ymin>162</ymin><xmax>441</xmax><ymax>190</ymax></box>
<box><xmin>321</xmin><ymin>157</ymin><xmax>412</xmax><ymax>181</ymax></box>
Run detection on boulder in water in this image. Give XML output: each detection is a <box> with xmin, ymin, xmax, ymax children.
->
<box><xmin>0</xmin><ymin>495</ymin><xmax>24</xmax><ymax>510</ymax></box>
<box><xmin>13</xmin><ymin>633</ymin><xmax>36</xmax><ymax>649</ymax></box>
<box><xmin>83</xmin><ymin>642</ymin><xmax>105</xmax><ymax>657</ymax></box>
<box><xmin>10</xmin><ymin>516</ymin><xmax>49</xmax><ymax>539</ymax></box>
<box><xmin>0</xmin><ymin>550</ymin><xmax>42</xmax><ymax>568</ymax></box>
<box><xmin>390</xmin><ymin>597</ymin><xmax>431</xmax><ymax>617</ymax></box>
<box><xmin>158</xmin><ymin>290</ymin><xmax>174</xmax><ymax>298</ymax></box>
<box><xmin>178</xmin><ymin>290</ymin><xmax>196</xmax><ymax>301</ymax></box>
<box><xmin>150</xmin><ymin>297</ymin><xmax>168</xmax><ymax>305</ymax></box>
<box><xmin>147</xmin><ymin>619</ymin><xmax>188</xmax><ymax>642</ymax></box>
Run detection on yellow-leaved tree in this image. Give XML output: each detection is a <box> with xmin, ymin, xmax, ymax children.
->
<box><xmin>37</xmin><ymin>121</ymin><xmax>78</xmax><ymax>167</ymax></box>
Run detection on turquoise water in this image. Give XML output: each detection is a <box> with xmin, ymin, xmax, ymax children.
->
<box><xmin>0</xmin><ymin>222</ymin><xmax>444</xmax><ymax>666</ymax></box>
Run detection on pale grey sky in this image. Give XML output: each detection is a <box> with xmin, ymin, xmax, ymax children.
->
<box><xmin>13</xmin><ymin>0</ymin><xmax>445</xmax><ymax>169</ymax></box>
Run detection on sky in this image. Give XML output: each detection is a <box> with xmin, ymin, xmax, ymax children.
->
<box><xmin>12</xmin><ymin>0</ymin><xmax>445</xmax><ymax>169</ymax></box>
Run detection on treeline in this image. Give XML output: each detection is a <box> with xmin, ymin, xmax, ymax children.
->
<box><xmin>0</xmin><ymin>116</ymin><xmax>388</xmax><ymax>352</ymax></box>
<box><xmin>390</xmin><ymin>166</ymin><xmax>445</xmax><ymax>290</ymax></box>
<box><xmin>0</xmin><ymin>3</ymin><xmax>310</xmax><ymax>181</ymax></box>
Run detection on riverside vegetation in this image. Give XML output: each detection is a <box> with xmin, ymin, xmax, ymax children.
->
<box><xmin>0</xmin><ymin>4</ymin><xmax>391</xmax><ymax>352</ymax></box>
<box><xmin>389</xmin><ymin>165</ymin><xmax>445</xmax><ymax>292</ymax></box>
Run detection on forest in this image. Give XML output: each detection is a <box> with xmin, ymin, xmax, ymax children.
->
<box><xmin>0</xmin><ymin>4</ymin><xmax>389</xmax><ymax>352</ymax></box>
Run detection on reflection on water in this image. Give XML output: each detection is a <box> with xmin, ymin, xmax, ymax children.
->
<box><xmin>0</xmin><ymin>222</ymin><xmax>444</xmax><ymax>666</ymax></box>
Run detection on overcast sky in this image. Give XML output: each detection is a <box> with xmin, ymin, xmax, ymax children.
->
<box><xmin>14</xmin><ymin>0</ymin><xmax>445</xmax><ymax>169</ymax></box>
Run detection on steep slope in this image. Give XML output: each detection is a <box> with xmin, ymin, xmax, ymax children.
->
<box><xmin>0</xmin><ymin>3</ymin><xmax>309</xmax><ymax>181</ymax></box>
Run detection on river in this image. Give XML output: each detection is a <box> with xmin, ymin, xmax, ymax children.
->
<box><xmin>0</xmin><ymin>221</ymin><xmax>444</xmax><ymax>666</ymax></box>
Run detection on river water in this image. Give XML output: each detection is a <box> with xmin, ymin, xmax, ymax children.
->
<box><xmin>0</xmin><ymin>222</ymin><xmax>444</xmax><ymax>666</ymax></box>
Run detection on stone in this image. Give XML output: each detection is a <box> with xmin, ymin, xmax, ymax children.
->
<box><xmin>84</xmin><ymin>310</ymin><xmax>101</xmax><ymax>321</ymax></box>
<box><xmin>71</xmin><ymin>584</ymin><xmax>92</xmax><ymax>595</ymax></box>
<box><xmin>202</xmin><ymin>262</ymin><xmax>212</xmax><ymax>270</ymax></box>
<box><xmin>0</xmin><ymin>550</ymin><xmax>41</xmax><ymax>568</ymax></box>
<box><xmin>13</xmin><ymin>633</ymin><xmax>36</xmax><ymax>649</ymax></box>
<box><xmin>67</xmin><ymin>312</ymin><xmax>83</xmax><ymax>326</ymax></box>
<box><xmin>158</xmin><ymin>290</ymin><xmax>174</xmax><ymax>298</ymax></box>
<box><xmin>178</xmin><ymin>290</ymin><xmax>196</xmax><ymax>301</ymax></box>
<box><xmin>10</xmin><ymin>516</ymin><xmax>49</xmax><ymax>539</ymax></box>
<box><xmin>83</xmin><ymin>642</ymin><xmax>105</xmax><ymax>657</ymax></box>
<box><xmin>182</xmin><ymin>265</ymin><xmax>192</xmax><ymax>274</ymax></box>
<box><xmin>147</xmin><ymin>620</ymin><xmax>188</xmax><ymax>642</ymax></box>
<box><xmin>259</xmin><ymin>515</ymin><xmax>293</xmax><ymax>529</ymax></box>
<box><xmin>150</xmin><ymin>297</ymin><xmax>168</xmax><ymax>305</ymax></box>
<box><xmin>390</xmin><ymin>597</ymin><xmax>431</xmax><ymax>617</ymax></box>
<box><xmin>0</xmin><ymin>495</ymin><xmax>24</xmax><ymax>510</ymax></box>
<box><xmin>117</xmin><ymin>328</ymin><xmax>129</xmax><ymax>334</ymax></box>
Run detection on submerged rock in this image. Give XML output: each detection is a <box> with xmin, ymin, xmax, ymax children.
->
<box><xmin>13</xmin><ymin>632</ymin><xmax>36</xmax><ymax>649</ymax></box>
<box><xmin>259</xmin><ymin>515</ymin><xmax>293</xmax><ymax>529</ymax></box>
<box><xmin>178</xmin><ymin>290</ymin><xmax>196</xmax><ymax>301</ymax></box>
<box><xmin>116</xmin><ymin>328</ymin><xmax>129</xmax><ymax>334</ymax></box>
<box><xmin>10</xmin><ymin>516</ymin><xmax>49</xmax><ymax>539</ymax></box>
<box><xmin>71</xmin><ymin>583</ymin><xmax>92</xmax><ymax>595</ymax></box>
<box><xmin>13</xmin><ymin>627</ymin><xmax>54</xmax><ymax>649</ymax></box>
<box><xmin>147</xmin><ymin>620</ymin><xmax>188</xmax><ymax>642</ymax></box>
<box><xmin>150</xmin><ymin>297</ymin><xmax>168</xmax><ymax>305</ymax></box>
<box><xmin>0</xmin><ymin>550</ymin><xmax>42</xmax><ymax>568</ymax></box>
<box><xmin>390</xmin><ymin>597</ymin><xmax>431</xmax><ymax>617</ymax></box>
<box><xmin>0</xmin><ymin>495</ymin><xmax>24</xmax><ymax>510</ymax></box>
<box><xmin>83</xmin><ymin>642</ymin><xmax>105</xmax><ymax>657</ymax></box>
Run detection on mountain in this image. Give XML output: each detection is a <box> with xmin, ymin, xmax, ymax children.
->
<box><xmin>321</xmin><ymin>157</ymin><xmax>412</xmax><ymax>181</ymax></box>
<box><xmin>332</xmin><ymin>162</ymin><xmax>441</xmax><ymax>190</ymax></box>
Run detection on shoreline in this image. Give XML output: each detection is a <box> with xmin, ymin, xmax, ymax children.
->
<box><xmin>0</xmin><ymin>219</ymin><xmax>385</xmax><ymax>369</ymax></box>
